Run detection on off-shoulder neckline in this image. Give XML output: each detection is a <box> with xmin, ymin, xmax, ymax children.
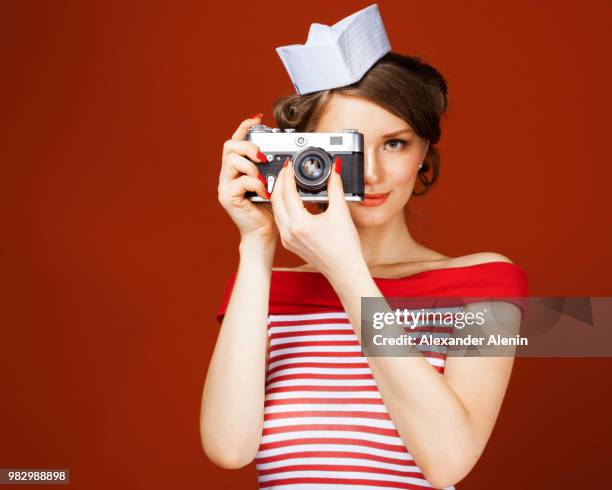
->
<box><xmin>271</xmin><ymin>260</ymin><xmax>521</xmax><ymax>282</ymax></box>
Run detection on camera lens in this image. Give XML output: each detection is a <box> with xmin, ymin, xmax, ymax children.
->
<box><xmin>301</xmin><ymin>156</ymin><xmax>324</xmax><ymax>179</ymax></box>
<box><xmin>293</xmin><ymin>147</ymin><xmax>332</xmax><ymax>191</ymax></box>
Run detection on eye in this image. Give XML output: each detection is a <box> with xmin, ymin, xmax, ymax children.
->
<box><xmin>384</xmin><ymin>139</ymin><xmax>408</xmax><ymax>151</ymax></box>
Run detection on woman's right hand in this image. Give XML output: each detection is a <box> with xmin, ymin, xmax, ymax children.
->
<box><xmin>217</xmin><ymin>114</ymin><xmax>278</xmax><ymax>246</ymax></box>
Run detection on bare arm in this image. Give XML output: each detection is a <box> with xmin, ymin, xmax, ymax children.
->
<box><xmin>200</xmin><ymin>238</ymin><xmax>273</xmax><ymax>468</ymax></box>
<box><xmin>325</xmin><ymin>258</ymin><xmax>518</xmax><ymax>489</ymax></box>
<box><xmin>201</xmin><ymin>115</ymin><xmax>277</xmax><ymax>468</ymax></box>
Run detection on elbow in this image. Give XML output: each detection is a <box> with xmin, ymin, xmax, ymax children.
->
<box><xmin>419</xmin><ymin>449</ymin><xmax>478</xmax><ymax>489</ymax></box>
<box><xmin>422</xmin><ymin>467</ymin><xmax>467</xmax><ymax>490</ymax></box>
<box><xmin>203</xmin><ymin>446</ymin><xmax>254</xmax><ymax>469</ymax></box>
<box><xmin>424</xmin><ymin>473</ymin><xmax>463</xmax><ymax>490</ymax></box>
<box><xmin>200</xmin><ymin>425</ymin><xmax>256</xmax><ymax>469</ymax></box>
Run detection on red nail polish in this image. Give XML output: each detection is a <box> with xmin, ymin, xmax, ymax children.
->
<box><xmin>283</xmin><ymin>158</ymin><xmax>290</xmax><ymax>168</ymax></box>
<box><xmin>334</xmin><ymin>156</ymin><xmax>342</xmax><ymax>174</ymax></box>
<box><xmin>257</xmin><ymin>173</ymin><xmax>266</xmax><ymax>186</ymax></box>
<box><xmin>265</xmin><ymin>190</ymin><xmax>272</xmax><ymax>199</ymax></box>
<box><xmin>257</xmin><ymin>151</ymin><xmax>268</xmax><ymax>163</ymax></box>
<box><xmin>249</xmin><ymin>112</ymin><xmax>263</xmax><ymax>119</ymax></box>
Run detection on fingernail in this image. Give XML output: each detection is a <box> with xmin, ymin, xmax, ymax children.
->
<box><xmin>257</xmin><ymin>151</ymin><xmax>268</xmax><ymax>163</ymax></box>
<box><xmin>283</xmin><ymin>158</ymin><xmax>290</xmax><ymax>168</ymax></box>
<box><xmin>250</xmin><ymin>112</ymin><xmax>263</xmax><ymax>119</ymax></box>
<box><xmin>258</xmin><ymin>173</ymin><xmax>271</xmax><ymax>198</ymax></box>
<box><xmin>334</xmin><ymin>156</ymin><xmax>342</xmax><ymax>174</ymax></box>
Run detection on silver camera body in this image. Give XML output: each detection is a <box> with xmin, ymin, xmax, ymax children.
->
<box><xmin>246</xmin><ymin>125</ymin><xmax>365</xmax><ymax>202</ymax></box>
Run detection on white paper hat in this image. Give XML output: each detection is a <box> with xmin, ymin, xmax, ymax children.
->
<box><xmin>275</xmin><ymin>4</ymin><xmax>391</xmax><ymax>95</ymax></box>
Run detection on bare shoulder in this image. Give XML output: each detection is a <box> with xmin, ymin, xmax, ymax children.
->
<box><xmin>447</xmin><ymin>252</ymin><xmax>514</xmax><ymax>268</ymax></box>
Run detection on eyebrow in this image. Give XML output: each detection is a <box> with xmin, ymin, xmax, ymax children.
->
<box><xmin>381</xmin><ymin>128</ymin><xmax>414</xmax><ymax>138</ymax></box>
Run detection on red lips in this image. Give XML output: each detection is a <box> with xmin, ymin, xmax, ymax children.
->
<box><xmin>361</xmin><ymin>192</ymin><xmax>390</xmax><ymax>207</ymax></box>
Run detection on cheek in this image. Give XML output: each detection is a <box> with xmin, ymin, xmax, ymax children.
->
<box><xmin>387</xmin><ymin>162</ymin><xmax>419</xmax><ymax>192</ymax></box>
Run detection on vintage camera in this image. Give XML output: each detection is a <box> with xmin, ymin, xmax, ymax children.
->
<box><xmin>245</xmin><ymin>125</ymin><xmax>364</xmax><ymax>202</ymax></box>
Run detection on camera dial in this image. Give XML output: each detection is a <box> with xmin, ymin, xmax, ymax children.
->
<box><xmin>249</xmin><ymin>124</ymin><xmax>272</xmax><ymax>133</ymax></box>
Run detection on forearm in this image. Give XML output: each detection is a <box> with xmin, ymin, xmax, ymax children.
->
<box><xmin>325</xmin><ymin>260</ymin><xmax>477</xmax><ymax>486</ymax></box>
<box><xmin>200</xmin><ymin>237</ymin><xmax>275</xmax><ymax>468</ymax></box>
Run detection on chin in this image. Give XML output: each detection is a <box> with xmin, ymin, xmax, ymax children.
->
<box><xmin>349</xmin><ymin>204</ymin><xmax>394</xmax><ymax>228</ymax></box>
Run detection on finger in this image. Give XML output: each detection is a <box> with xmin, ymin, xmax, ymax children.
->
<box><xmin>269</xmin><ymin>166</ymin><xmax>290</xmax><ymax>236</ymax></box>
<box><xmin>221</xmin><ymin>152</ymin><xmax>266</xmax><ymax>183</ymax></box>
<box><xmin>222</xmin><ymin>140</ymin><xmax>268</xmax><ymax>164</ymax></box>
<box><xmin>223</xmin><ymin>174</ymin><xmax>269</xmax><ymax>202</ymax></box>
<box><xmin>231</xmin><ymin>113</ymin><xmax>263</xmax><ymax>141</ymax></box>
<box><xmin>281</xmin><ymin>159</ymin><xmax>309</xmax><ymax>221</ymax></box>
<box><xmin>326</xmin><ymin>156</ymin><xmax>348</xmax><ymax>212</ymax></box>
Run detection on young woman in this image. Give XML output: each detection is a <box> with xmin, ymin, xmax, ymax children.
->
<box><xmin>201</xmin><ymin>52</ymin><xmax>528</xmax><ymax>489</ymax></box>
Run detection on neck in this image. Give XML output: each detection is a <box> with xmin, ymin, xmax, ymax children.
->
<box><xmin>355</xmin><ymin>211</ymin><xmax>424</xmax><ymax>267</ymax></box>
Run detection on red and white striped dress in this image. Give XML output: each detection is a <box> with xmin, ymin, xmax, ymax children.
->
<box><xmin>216</xmin><ymin>262</ymin><xmax>529</xmax><ymax>489</ymax></box>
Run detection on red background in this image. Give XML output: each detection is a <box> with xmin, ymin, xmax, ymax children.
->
<box><xmin>1</xmin><ymin>0</ymin><xmax>611</xmax><ymax>488</ymax></box>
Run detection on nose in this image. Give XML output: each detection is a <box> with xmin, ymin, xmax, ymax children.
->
<box><xmin>364</xmin><ymin>147</ymin><xmax>382</xmax><ymax>186</ymax></box>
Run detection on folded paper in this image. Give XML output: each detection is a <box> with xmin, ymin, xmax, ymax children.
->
<box><xmin>276</xmin><ymin>4</ymin><xmax>391</xmax><ymax>95</ymax></box>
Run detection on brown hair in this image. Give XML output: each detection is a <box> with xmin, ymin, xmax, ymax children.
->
<box><xmin>272</xmin><ymin>52</ymin><xmax>448</xmax><ymax>198</ymax></box>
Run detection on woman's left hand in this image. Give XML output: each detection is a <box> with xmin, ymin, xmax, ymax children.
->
<box><xmin>270</xmin><ymin>157</ymin><xmax>364</xmax><ymax>278</ymax></box>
